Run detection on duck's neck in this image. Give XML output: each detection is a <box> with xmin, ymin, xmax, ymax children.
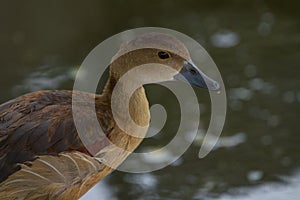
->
<box><xmin>101</xmin><ymin>77</ymin><xmax>150</xmax><ymax>139</ymax></box>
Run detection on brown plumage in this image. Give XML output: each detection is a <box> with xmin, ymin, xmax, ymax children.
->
<box><xmin>0</xmin><ymin>32</ymin><xmax>220</xmax><ymax>199</ymax></box>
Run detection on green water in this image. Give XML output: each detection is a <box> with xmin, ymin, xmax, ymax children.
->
<box><xmin>1</xmin><ymin>1</ymin><xmax>299</xmax><ymax>199</ymax></box>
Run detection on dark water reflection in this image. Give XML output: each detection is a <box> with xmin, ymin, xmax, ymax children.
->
<box><xmin>1</xmin><ymin>1</ymin><xmax>299</xmax><ymax>199</ymax></box>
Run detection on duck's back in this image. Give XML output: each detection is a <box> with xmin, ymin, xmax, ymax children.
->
<box><xmin>0</xmin><ymin>90</ymin><xmax>112</xmax><ymax>199</ymax></box>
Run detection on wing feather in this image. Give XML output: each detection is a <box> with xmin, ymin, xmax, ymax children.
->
<box><xmin>0</xmin><ymin>152</ymin><xmax>106</xmax><ymax>200</ymax></box>
<box><xmin>0</xmin><ymin>90</ymin><xmax>111</xmax><ymax>183</ymax></box>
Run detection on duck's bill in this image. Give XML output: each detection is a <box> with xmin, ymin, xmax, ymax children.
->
<box><xmin>173</xmin><ymin>60</ymin><xmax>220</xmax><ymax>91</ymax></box>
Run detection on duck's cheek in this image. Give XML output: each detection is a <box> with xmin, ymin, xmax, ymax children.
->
<box><xmin>126</xmin><ymin>64</ymin><xmax>178</xmax><ymax>84</ymax></box>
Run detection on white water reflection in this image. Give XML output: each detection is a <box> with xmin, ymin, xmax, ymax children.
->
<box><xmin>283</xmin><ymin>91</ymin><xmax>296</xmax><ymax>103</ymax></box>
<box><xmin>124</xmin><ymin>173</ymin><xmax>157</xmax><ymax>189</ymax></box>
<box><xmin>80</xmin><ymin>167</ymin><xmax>300</xmax><ymax>200</ymax></box>
<box><xmin>81</xmin><ymin>178</ymin><xmax>117</xmax><ymax>200</ymax></box>
<box><xmin>248</xmin><ymin>78</ymin><xmax>274</xmax><ymax>94</ymax></box>
<box><xmin>257</xmin><ymin>12</ymin><xmax>275</xmax><ymax>36</ymax></box>
<box><xmin>194</xmin><ymin>131</ymin><xmax>247</xmax><ymax>150</ymax></box>
<box><xmin>210</xmin><ymin>30</ymin><xmax>240</xmax><ymax>48</ymax></box>
<box><xmin>13</xmin><ymin>65</ymin><xmax>76</xmax><ymax>93</ymax></box>
<box><xmin>247</xmin><ymin>170</ymin><xmax>264</xmax><ymax>182</ymax></box>
<box><xmin>207</xmin><ymin>170</ymin><xmax>300</xmax><ymax>200</ymax></box>
<box><xmin>229</xmin><ymin>87</ymin><xmax>253</xmax><ymax>101</ymax></box>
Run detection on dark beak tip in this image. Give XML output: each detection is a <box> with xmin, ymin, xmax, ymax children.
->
<box><xmin>203</xmin><ymin>80</ymin><xmax>221</xmax><ymax>91</ymax></box>
<box><xmin>211</xmin><ymin>81</ymin><xmax>221</xmax><ymax>91</ymax></box>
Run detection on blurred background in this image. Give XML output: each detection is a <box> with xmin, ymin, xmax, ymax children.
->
<box><xmin>1</xmin><ymin>0</ymin><xmax>299</xmax><ymax>199</ymax></box>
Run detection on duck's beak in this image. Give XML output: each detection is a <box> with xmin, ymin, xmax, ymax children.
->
<box><xmin>174</xmin><ymin>60</ymin><xmax>220</xmax><ymax>91</ymax></box>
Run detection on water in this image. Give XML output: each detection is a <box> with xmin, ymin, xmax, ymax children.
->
<box><xmin>1</xmin><ymin>1</ymin><xmax>299</xmax><ymax>199</ymax></box>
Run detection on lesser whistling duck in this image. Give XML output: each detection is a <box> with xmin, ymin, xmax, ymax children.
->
<box><xmin>0</xmin><ymin>32</ymin><xmax>220</xmax><ymax>199</ymax></box>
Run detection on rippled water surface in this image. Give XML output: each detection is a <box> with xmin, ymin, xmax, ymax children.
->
<box><xmin>1</xmin><ymin>1</ymin><xmax>299</xmax><ymax>199</ymax></box>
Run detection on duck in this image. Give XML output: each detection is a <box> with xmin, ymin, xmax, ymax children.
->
<box><xmin>0</xmin><ymin>32</ymin><xmax>220</xmax><ymax>200</ymax></box>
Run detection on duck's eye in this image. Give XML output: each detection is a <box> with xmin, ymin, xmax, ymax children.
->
<box><xmin>158</xmin><ymin>51</ymin><xmax>170</xmax><ymax>59</ymax></box>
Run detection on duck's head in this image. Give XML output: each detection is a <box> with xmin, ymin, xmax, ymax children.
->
<box><xmin>109</xmin><ymin>32</ymin><xmax>220</xmax><ymax>91</ymax></box>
